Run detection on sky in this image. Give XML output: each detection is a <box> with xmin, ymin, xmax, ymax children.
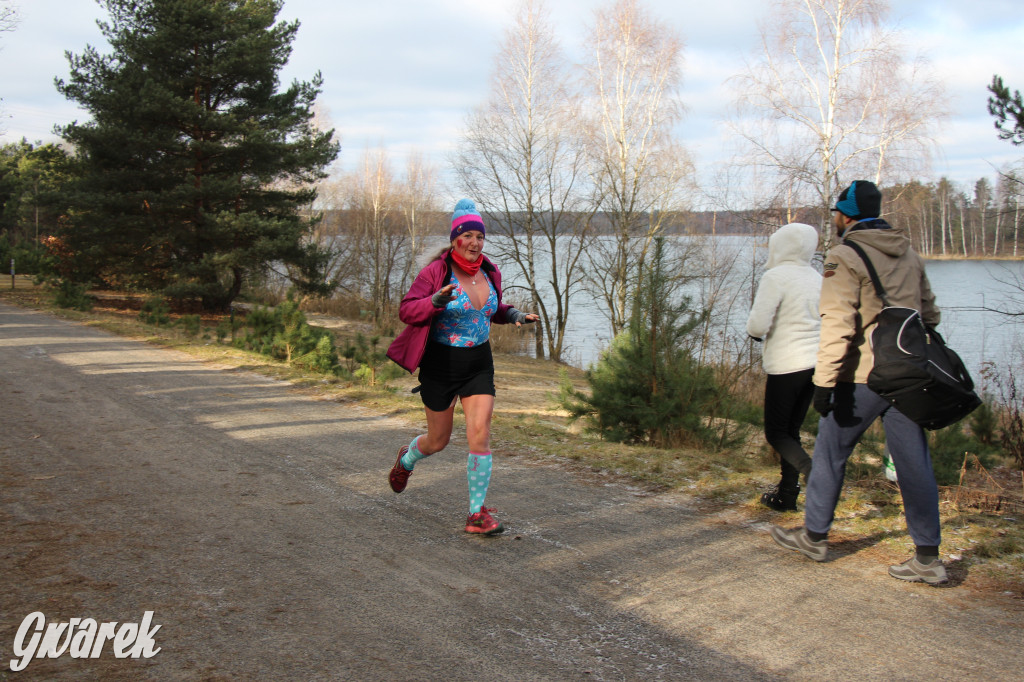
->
<box><xmin>1</xmin><ymin>0</ymin><xmax>1022</xmax><ymax>207</ymax></box>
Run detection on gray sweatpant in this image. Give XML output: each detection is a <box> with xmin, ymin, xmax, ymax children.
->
<box><xmin>804</xmin><ymin>382</ymin><xmax>941</xmax><ymax>548</ymax></box>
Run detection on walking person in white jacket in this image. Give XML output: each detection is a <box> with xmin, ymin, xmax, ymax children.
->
<box><xmin>746</xmin><ymin>223</ymin><xmax>822</xmax><ymax>510</ymax></box>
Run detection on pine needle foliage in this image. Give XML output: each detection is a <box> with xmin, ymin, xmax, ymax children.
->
<box><xmin>55</xmin><ymin>0</ymin><xmax>339</xmax><ymax>310</ymax></box>
<box><xmin>340</xmin><ymin>333</ymin><xmax>404</xmax><ymax>387</ymax></box>
<box><xmin>236</xmin><ymin>296</ymin><xmax>338</xmax><ymax>373</ymax></box>
<box><xmin>560</xmin><ymin>238</ymin><xmax>717</xmax><ymax>447</ymax></box>
<box><xmin>988</xmin><ymin>75</ymin><xmax>1024</xmax><ymax>146</ymax></box>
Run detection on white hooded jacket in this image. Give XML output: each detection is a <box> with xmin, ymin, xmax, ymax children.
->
<box><xmin>746</xmin><ymin>223</ymin><xmax>822</xmax><ymax>375</ymax></box>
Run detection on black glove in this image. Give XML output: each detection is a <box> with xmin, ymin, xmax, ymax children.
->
<box><xmin>431</xmin><ymin>288</ymin><xmax>455</xmax><ymax>308</ymax></box>
<box><xmin>813</xmin><ymin>385</ymin><xmax>834</xmax><ymax>417</ymax></box>
<box><xmin>507</xmin><ymin>308</ymin><xmax>536</xmax><ymax>325</ymax></box>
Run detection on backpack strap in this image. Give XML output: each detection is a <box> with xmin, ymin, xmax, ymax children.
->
<box><xmin>843</xmin><ymin>240</ymin><xmax>891</xmax><ymax>307</ymax></box>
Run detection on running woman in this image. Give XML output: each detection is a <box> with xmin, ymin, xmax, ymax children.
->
<box><xmin>385</xmin><ymin>199</ymin><xmax>538</xmax><ymax>535</ymax></box>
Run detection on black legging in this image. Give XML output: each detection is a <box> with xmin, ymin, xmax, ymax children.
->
<box><xmin>764</xmin><ymin>368</ymin><xmax>815</xmax><ymax>487</ymax></box>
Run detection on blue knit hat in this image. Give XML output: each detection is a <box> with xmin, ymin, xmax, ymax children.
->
<box><xmin>834</xmin><ymin>180</ymin><xmax>881</xmax><ymax>220</ymax></box>
<box><xmin>450</xmin><ymin>198</ymin><xmax>485</xmax><ymax>241</ymax></box>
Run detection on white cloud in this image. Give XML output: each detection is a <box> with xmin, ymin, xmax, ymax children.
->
<box><xmin>1</xmin><ymin>0</ymin><xmax>1021</xmax><ymax>196</ymax></box>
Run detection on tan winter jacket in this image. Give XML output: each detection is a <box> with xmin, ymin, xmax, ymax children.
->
<box><xmin>813</xmin><ymin>219</ymin><xmax>940</xmax><ymax>387</ymax></box>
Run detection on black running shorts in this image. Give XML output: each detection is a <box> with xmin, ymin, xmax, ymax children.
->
<box><xmin>416</xmin><ymin>341</ymin><xmax>495</xmax><ymax>412</ymax></box>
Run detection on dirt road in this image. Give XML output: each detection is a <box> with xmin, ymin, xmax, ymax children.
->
<box><xmin>2</xmin><ymin>301</ymin><xmax>1022</xmax><ymax>681</ymax></box>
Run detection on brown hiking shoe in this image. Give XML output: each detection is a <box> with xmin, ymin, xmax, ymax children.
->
<box><xmin>888</xmin><ymin>557</ymin><xmax>948</xmax><ymax>585</ymax></box>
<box><xmin>770</xmin><ymin>525</ymin><xmax>827</xmax><ymax>562</ymax></box>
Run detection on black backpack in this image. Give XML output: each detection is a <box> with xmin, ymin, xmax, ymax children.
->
<box><xmin>844</xmin><ymin>240</ymin><xmax>981</xmax><ymax>430</ymax></box>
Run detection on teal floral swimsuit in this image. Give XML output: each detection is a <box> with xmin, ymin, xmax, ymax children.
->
<box><xmin>430</xmin><ymin>275</ymin><xmax>498</xmax><ymax>347</ymax></box>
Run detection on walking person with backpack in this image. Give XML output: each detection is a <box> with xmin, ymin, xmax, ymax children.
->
<box><xmin>746</xmin><ymin>222</ymin><xmax>822</xmax><ymax>511</ymax></box>
<box><xmin>769</xmin><ymin>180</ymin><xmax>948</xmax><ymax>584</ymax></box>
<box><xmin>385</xmin><ymin>199</ymin><xmax>538</xmax><ymax>536</ymax></box>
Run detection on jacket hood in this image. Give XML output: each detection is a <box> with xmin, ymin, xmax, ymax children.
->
<box><xmin>842</xmin><ymin>218</ymin><xmax>909</xmax><ymax>258</ymax></box>
<box><xmin>766</xmin><ymin>222</ymin><xmax>819</xmax><ymax>269</ymax></box>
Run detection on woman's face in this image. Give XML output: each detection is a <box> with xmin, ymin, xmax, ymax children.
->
<box><xmin>452</xmin><ymin>230</ymin><xmax>485</xmax><ymax>262</ymax></box>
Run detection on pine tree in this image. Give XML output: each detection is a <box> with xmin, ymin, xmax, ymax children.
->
<box><xmin>560</xmin><ymin>238</ymin><xmax>716</xmax><ymax>447</ymax></box>
<box><xmin>1</xmin><ymin>141</ymin><xmax>74</xmax><ymax>240</ymax></box>
<box><xmin>56</xmin><ymin>0</ymin><xmax>339</xmax><ymax>309</ymax></box>
<box><xmin>0</xmin><ymin>141</ymin><xmax>75</xmax><ymax>274</ymax></box>
<box><xmin>988</xmin><ymin>75</ymin><xmax>1024</xmax><ymax>146</ymax></box>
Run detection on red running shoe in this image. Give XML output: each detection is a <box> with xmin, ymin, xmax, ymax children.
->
<box><xmin>389</xmin><ymin>446</ymin><xmax>411</xmax><ymax>493</ymax></box>
<box><xmin>465</xmin><ymin>507</ymin><xmax>505</xmax><ymax>535</ymax></box>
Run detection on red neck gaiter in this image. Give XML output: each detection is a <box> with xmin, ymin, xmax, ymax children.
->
<box><xmin>450</xmin><ymin>249</ymin><xmax>482</xmax><ymax>277</ymax></box>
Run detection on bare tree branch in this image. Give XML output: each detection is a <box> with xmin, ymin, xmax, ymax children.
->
<box><xmin>456</xmin><ymin>0</ymin><xmax>591</xmax><ymax>362</ymax></box>
<box><xmin>723</xmin><ymin>0</ymin><xmax>947</xmax><ymax>248</ymax></box>
<box><xmin>581</xmin><ymin>0</ymin><xmax>692</xmax><ymax>336</ymax></box>
<box><xmin>0</xmin><ymin>2</ymin><xmax>19</xmax><ymax>34</ymax></box>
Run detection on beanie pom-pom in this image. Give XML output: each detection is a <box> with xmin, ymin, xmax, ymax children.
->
<box><xmin>453</xmin><ymin>198</ymin><xmax>477</xmax><ymax>214</ymax></box>
<box><xmin>450</xmin><ymin>198</ymin><xmax>486</xmax><ymax>240</ymax></box>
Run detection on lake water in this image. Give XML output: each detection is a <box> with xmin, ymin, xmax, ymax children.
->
<box><xmin>492</xmin><ymin>236</ymin><xmax>1024</xmax><ymax>385</ymax></box>
<box><xmin>922</xmin><ymin>259</ymin><xmax>1023</xmax><ymax>385</ymax></box>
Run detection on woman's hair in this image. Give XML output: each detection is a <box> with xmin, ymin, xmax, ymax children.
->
<box><xmin>430</xmin><ymin>245</ymin><xmax>452</xmax><ymax>262</ymax></box>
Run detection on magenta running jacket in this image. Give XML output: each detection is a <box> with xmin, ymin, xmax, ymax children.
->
<box><xmin>386</xmin><ymin>253</ymin><xmax>514</xmax><ymax>373</ymax></box>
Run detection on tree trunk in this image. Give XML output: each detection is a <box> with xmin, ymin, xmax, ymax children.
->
<box><xmin>1015</xmin><ymin>198</ymin><xmax>1020</xmax><ymax>259</ymax></box>
<box><xmin>960</xmin><ymin>202</ymin><xmax>968</xmax><ymax>256</ymax></box>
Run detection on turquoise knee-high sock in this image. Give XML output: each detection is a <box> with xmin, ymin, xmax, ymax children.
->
<box><xmin>467</xmin><ymin>452</ymin><xmax>493</xmax><ymax>514</ymax></box>
<box><xmin>399</xmin><ymin>436</ymin><xmax>428</xmax><ymax>471</ymax></box>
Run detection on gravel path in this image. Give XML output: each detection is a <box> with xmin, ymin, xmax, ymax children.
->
<box><xmin>2</xmin><ymin>301</ymin><xmax>1022</xmax><ymax>681</ymax></box>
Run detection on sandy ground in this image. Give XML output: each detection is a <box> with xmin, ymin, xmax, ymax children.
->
<box><xmin>2</xmin><ymin>300</ymin><xmax>1023</xmax><ymax>681</ymax></box>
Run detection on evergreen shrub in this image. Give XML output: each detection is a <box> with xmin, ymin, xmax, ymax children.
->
<box><xmin>340</xmin><ymin>333</ymin><xmax>403</xmax><ymax>386</ymax></box>
<box><xmin>139</xmin><ymin>297</ymin><xmax>170</xmax><ymax>326</ymax></box>
<box><xmin>52</xmin><ymin>279</ymin><xmax>93</xmax><ymax>311</ymax></box>
<box><xmin>928</xmin><ymin>421</ymin><xmax>998</xmax><ymax>485</ymax></box>
<box><xmin>0</xmin><ymin>234</ymin><xmax>47</xmax><ymax>276</ymax></box>
<box><xmin>559</xmin><ymin>238</ymin><xmax>717</xmax><ymax>448</ymax></box>
<box><xmin>235</xmin><ymin>297</ymin><xmax>340</xmax><ymax>375</ymax></box>
<box><xmin>178</xmin><ymin>314</ymin><xmax>201</xmax><ymax>338</ymax></box>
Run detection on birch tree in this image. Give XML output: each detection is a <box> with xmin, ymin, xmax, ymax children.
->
<box><xmin>581</xmin><ymin>0</ymin><xmax>692</xmax><ymax>336</ymax></box>
<box><xmin>726</xmin><ymin>0</ymin><xmax>945</xmax><ymax>248</ymax></box>
<box><xmin>975</xmin><ymin>178</ymin><xmax>991</xmax><ymax>256</ymax></box>
<box><xmin>396</xmin><ymin>151</ymin><xmax>441</xmax><ymax>298</ymax></box>
<box><xmin>456</xmin><ymin>0</ymin><xmax>590</xmax><ymax>362</ymax></box>
<box><xmin>936</xmin><ymin>177</ymin><xmax>954</xmax><ymax>256</ymax></box>
<box><xmin>313</xmin><ymin>147</ymin><xmax>441</xmax><ymax>325</ymax></box>
<box><xmin>1014</xmin><ymin>187</ymin><xmax>1022</xmax><ymax>259</ymax></box>
<box><xmin>343</xmin><ymin>148</ymin><xmax>406</xmax><ymax>324</ymax></box>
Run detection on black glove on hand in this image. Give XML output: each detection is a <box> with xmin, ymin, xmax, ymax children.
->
<box><xmin>508</xmin><ymin>308</ymin><xmax>535</xmax><ymax>325</ymax></box>
<box><xmin>431</xmin><ymin>288</ymin><xmax>455</xmax><ymax>308</ymax></box>
<box><xmin>813</xmin><ymin>385</ymin><xmax>834</xmax><ymax>417</ymax></box>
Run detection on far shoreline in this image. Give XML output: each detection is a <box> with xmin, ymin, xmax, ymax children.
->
<box><xmin>923</xmin><ymin>253</ymin><xmax>1024</xmax><ymax>262</ymax></box>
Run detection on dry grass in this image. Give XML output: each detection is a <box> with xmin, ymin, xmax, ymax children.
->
<box><xmin>3</xmin><ymin>279</ymin><xmax>1022</xmax><ymax>598</ymax></box>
